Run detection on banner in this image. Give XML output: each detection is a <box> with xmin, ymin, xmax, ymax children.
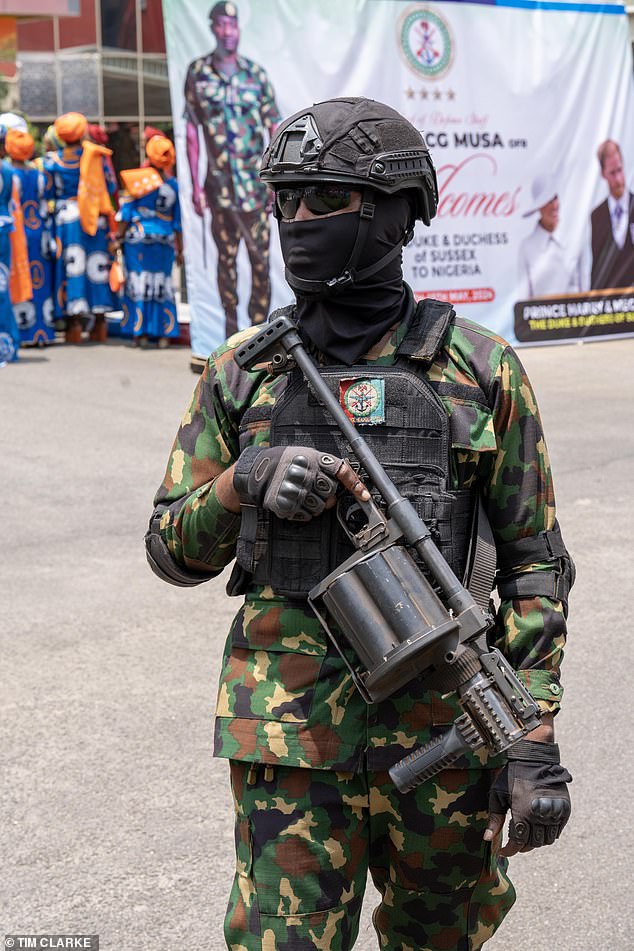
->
<box><xmin>162</xmin><ymin>0</ymin><xmax>634</xmax><ymax>361</ymax></box>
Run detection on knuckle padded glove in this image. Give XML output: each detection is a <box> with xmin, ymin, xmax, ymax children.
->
<box><xmin>489</xmin><ymin>740</ymin><xmax>572</xmax><ymax>851</ymax></box>
<box><xmin>233</xmin><ymin>445</ymin><xmax>344</xmax><ymax>521</ymax></box>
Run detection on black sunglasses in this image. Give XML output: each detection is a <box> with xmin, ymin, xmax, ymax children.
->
<box><xmin>275</xmin><ymin>184</ymin><xmax>354</xmax><ymax>220</ymax></box>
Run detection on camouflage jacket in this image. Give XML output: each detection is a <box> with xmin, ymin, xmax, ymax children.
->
<box><xmin>153</xmin><ymin>311</ymin><xmax>568</xmax><ymax>772</ymax></box>
<box><xmin>183</xmin><ymin>52</ymin><xmax>281</xmax><ymax>213</ymax></box>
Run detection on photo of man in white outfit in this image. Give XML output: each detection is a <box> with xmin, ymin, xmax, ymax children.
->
<box><xmin>518</xmin><ymin>173</ymin><xmax>582</xmax><ymax>299</ymax></box>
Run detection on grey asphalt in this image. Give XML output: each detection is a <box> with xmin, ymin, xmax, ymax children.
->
<box><xmin>1</xmin><ymin>334</ymin><xmax>633</xmax><ymax>951</ymax></box>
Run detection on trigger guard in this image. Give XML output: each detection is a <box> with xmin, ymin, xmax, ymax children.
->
<box><xmin>336</xmin><ymin>498</ymin><xmax>367</xmax><ymax>543</ymax></box>
<box><xmin>336</xmin><ymin>495</ymin><xmax>389</xmax><ymax>549</ymax></box>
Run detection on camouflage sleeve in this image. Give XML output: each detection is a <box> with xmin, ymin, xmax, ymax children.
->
<box><xmin>258</xmin><ymin>67</ymin><xmax>282</xmax><ymax>130</ymax></box>
<box><xmin>484</xmin><ymin>346</ymin><xmax>568</xmax><ymax>713</ymax></box>
<box><xmin>152</xmin><ymin>344</ymin><xmax>254</xmax><ymax>576</ymax></box>
<box><xmin>183</xmin><ymin>62</ymin><xmax>202</xmax><ymax>125</ymax></box>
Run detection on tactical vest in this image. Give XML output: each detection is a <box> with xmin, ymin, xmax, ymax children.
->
<box><xmin>235</xmin><ymin>300</ymin><xmax>477</xmax><ymax>599</ymax></box>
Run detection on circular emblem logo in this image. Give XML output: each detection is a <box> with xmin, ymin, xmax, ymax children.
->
<box><xmin>23</xmin><ymin>200</ymin><xmax>40</xmax><ymax>230</ymax></box>
<box><xmin>400</xmin><ymin>7</ymin><xmax>454</xmax><ymax>80</ymax></box>
<box><xmin>0</xmin><ymin>331</ymin><xmax>16</xmax><ymax>364</ymax></box>
<box><xmin>31</xmin><ymin>259</ymin><xmax>45</xmax><ymax>291</ymax></box>
<box><xmin>343</xmin><ymin>381</ymin><xmax>381</xmax><ymax>418</ymax></box>
<box><xmin>15</xmin><ymin>300</ymin><xmax>36</xmax><ymax>330</ymax></box>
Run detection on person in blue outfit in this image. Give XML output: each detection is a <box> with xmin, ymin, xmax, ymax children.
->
<box><xmin>43</xmin><ymin>111</ymin><xmax>117</xmax><ymax>344</ymax></box>
<box><xmin>5</xmin><ymin>128</ymin><xmax>56</xmax><ymax>346</ymax></box>
<box><xmin>114</xmin><ymin>134</ymin><xmax>183</xmax><ymax>349</ymax></box>
<box><xmin>0</xmin><ymin>160</ymin><xmax>21</xmax><ymax>366</ymax></box>
<box><xmin>0</xmin><ymin>112</ymin><xmax>28</xmax><ymax>159</ymax></box>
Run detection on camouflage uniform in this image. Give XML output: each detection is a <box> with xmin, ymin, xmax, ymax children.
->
<box><xmin>226</xmin><ymin>761</ymin><xmax>514</xmax><ymax>950</ymax></box>
<box><xmin>184</xmin><ymin>53</ymin><xmax>281</xmax><ymax>334</ymax></box>
<box><xmin>152</xmin><ymin>309</ymin><xmax>568</xmax><ymax>949</ymax></box>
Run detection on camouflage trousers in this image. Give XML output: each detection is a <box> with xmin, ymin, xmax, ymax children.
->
<box><xmin>209</xmin><ymin>204</ymin><xmax>271</xmax><ymax>338</ymax></box>
<box><xmin>225</xmin><ymin>761</ymin><xmax>515</xmax><ymax>951</ymax></box>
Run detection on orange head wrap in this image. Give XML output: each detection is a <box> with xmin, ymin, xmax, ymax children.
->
<box><xmin>54</xmin><ymin>112</ymin><xmax>88</xmax><ymax>144</ymax></box>
<box><xmin>146</xmin><ymin>135</ymin><xmax>175</xmax><ymax>170</ymax></box>
<box><xmin>5</xmin><ymin>129</ymin><xmax>35</xmax><ymax>162</ymax></box>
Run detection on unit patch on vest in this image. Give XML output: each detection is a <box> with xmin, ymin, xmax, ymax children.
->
<box><xmin>340</xmin><ymin>378</ymin><xmax>385</xmax><ymax>424</ymax></box>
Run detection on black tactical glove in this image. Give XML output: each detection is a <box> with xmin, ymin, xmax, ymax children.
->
<box><xmin>487</xmin><ymin>740</ymin><xmax>572</xmax><ymax>854</ymax></box>
<box><xmin>233</xmin><ymin>445</ymin><xmax>346</xmax><ymax>521</ymax></box>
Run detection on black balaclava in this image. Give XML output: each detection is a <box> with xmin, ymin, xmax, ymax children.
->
<box><xmin>279</xmin><ymin>192</ymin><xmax>414</xmax><ymax>365</ymax></box>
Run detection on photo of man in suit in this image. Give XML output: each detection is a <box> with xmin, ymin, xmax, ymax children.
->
<box><xmin>590</xmin><ymin>139</ymin><xmax>634</xmax><ymax>290</ymax></box>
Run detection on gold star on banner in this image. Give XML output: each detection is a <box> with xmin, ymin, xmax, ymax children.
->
<box><xmin>419</xmin><ymin>88</ymin><xmax>428</xmax><ymax>100</ymax></box>
<box><xmin>447</xmin><ymin>89</ymin><xmax>456</xmax><ymax>101</ymax></box>
<box><xmin>405</xmin><ymin>87</ymin><xmax>415</xmax><ymax>99</ymax></box>
<box><xmin>433</xmin><ymin>89</ymin><xmax>442</xmax><ymax>100</ymax></box>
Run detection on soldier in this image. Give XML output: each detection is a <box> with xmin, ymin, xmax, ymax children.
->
<box><xmin>184</xmin><ymin>0</ymin><xmax>281</xmax><ymax>338</ymax></box>
<box><xmin>147</xmin><ymin>98</ymin><xmax>574</xmax><ymax>950</ymax></box>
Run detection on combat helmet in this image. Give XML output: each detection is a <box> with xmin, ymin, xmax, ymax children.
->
<box><xmin>261</xmin><ymin>98</ymin><xmax>438</xmax><ymax>296</ymax></box>
<box><xmin>260</xmin><ymin>97</ymin><xmax>438</xmax><ymax>225</ymax></box>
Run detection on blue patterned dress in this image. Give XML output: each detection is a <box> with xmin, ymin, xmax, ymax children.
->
<box><xmin>43</xmin><ymin>145</ymin><xmax>117</xmax><ymax>319</ymax></box>
<box><xmin>118</xmin><ymin>176</ymin><xmax>182</xmax><ymax>341</ymax></box>
<box><xmin>0</xmin><ymin>164</ymin><xmax>20</xmax><ymax>365</ymax></box>
<box><xmin>11</xmin><ymin>164</ymin><xmax>55</xmax><ymax>345</ymax></box>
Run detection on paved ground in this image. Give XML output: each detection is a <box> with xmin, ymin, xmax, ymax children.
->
<box><xmin>2</xmin><ymin>334</ymin><xmax>633</xmax><ymax>950</ymax></box>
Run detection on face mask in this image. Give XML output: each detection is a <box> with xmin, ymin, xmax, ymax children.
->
<box><xmin>278</xmin><ymin>212</ymin><xmax>359</xmax><ymax>288</ymax></box>
<box><xmin>279</xmin><ymin>193</ymin><xmax>413</xmax><ymax>364</ymax></box>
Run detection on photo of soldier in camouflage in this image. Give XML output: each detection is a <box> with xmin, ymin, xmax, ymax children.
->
<box><xmin>184</xmin><ymin>1</ymin><xmax>281</xmax><ymax>338</ymax></box>
<box><xmin>148</xmin><ymin>98</ymin><xmax>575</xmax><ymax>950</ymax></box>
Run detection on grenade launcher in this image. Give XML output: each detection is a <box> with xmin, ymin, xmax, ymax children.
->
<box><xmin>234</xmin><ymin>315</ymin><xmax>541</xmax><ymax>793</ymax></box>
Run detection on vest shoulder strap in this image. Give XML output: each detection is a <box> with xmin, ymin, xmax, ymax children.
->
<box><xmin>268</xmin><ymin>300</ymin><xmax>453</xmax><ymax>367</ymax></box>
<box><xmin>396</xmin><ymin>298</ymin><xmax>455</xmax><ymax>365</ymax></box>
